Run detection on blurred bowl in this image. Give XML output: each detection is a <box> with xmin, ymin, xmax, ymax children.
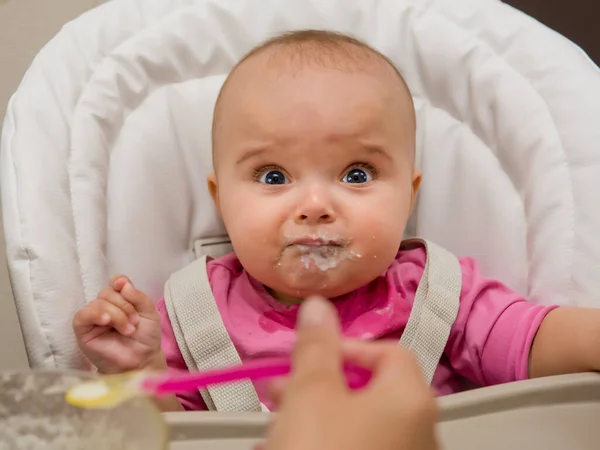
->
<box><xmin>0</xmin><ymin>370</ymin><xmax>169</xmax><ymax>449</ymax></box>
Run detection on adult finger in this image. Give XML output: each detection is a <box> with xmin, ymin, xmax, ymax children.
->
<box><xmin>289</xmin><ymin>297</ymin><xmax>345</xmax><ymax>390</ymax></box>
<box><xmin>342</xmin><ymin>339</ymin><xmax>437</xmax><ymax>427</ymax></box>
<box><xmin>267</xmin><ymin>377</ymin><xmax>288</xmax><ymax>407</ymax></box>
<box><xmin>342</xmin><ymin>339</ymin><xmax>428</xmax><ymax>395</ymax></box>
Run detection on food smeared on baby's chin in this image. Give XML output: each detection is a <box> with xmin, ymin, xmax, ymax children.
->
<box><xmin>262</xmin><ymin>233</ymin><xmax>367</xmax><ymax>303</ymax></box>
<box><xmin>290</xmin><ymin>244</ymin><xmax>361</xmax><ymax>271</ymax></box>
<box><xmin>278</xmin><ymin>232</ymin><xmax>362</xmax><ymax>272</ymax></box>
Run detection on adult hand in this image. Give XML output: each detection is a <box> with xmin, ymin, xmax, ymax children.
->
<box><xmin>262</xmin><ymin>296</ymin><xmax>439</xmax><ymax>450</ymax></box>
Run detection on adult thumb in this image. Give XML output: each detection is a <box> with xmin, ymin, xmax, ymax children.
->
<box><xmin>291</xmin><ymin>297</ymin><xmax>344</xmax><ymax>384</ymax></box>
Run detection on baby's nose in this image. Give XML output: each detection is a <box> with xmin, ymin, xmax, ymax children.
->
<box><xmin>294</xmin><ymin>192</ymin><xmax>335</xmax><ymax>225</ymax></box>
<box><xmin>296</xmin><ymin>211</ymin><xmax>333</xmax><ymax>224</ymax></box>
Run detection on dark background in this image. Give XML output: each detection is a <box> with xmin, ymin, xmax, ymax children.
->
<box><xmin>506</xmin><ymin>0</ymin><xmax>599</xmax><ymax>64</ymax></box>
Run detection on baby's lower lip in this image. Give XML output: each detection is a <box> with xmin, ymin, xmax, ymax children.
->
<box><xmin>290</xmin><ymin>241</ymin><xmax>341</xmax><ymax>247</ymax></box>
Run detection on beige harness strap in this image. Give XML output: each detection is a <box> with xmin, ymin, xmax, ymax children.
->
<box><xmin>399</xmin><ymin>238</ymin><xmax>462</xmax><ymax>384</ymax></box>
<box><xmin>164</xmin><ymin>236</ymin><xmax>460</xmax><ymax>410</ymax></box>
<box><xmin>164</xmin><ymin>256</ymin><xmax>262</xmax><ymax>412</ymax></box>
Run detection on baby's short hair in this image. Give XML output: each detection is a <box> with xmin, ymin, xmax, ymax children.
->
<box><xmin>212</xmin><ymin>29</ymin><xmax>414</xmax><ymax>161</ymax></box>
<box><xmin>235</xmin><ymin>29</ymin><xmax>409</xmax><ymax>83</ymax></box>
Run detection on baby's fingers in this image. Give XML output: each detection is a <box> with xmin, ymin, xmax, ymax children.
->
<box><xmin>108</xmin><ymin>275</ymin><xmax>157</xmax><ymax>319</ymax></box>
<box><xmin>110</xmin><ymin>274</ymin><xmax>130</xmax><ymax>292</ymax></box>
<box><xmin>98</xmin><ymin>288</ymin><xmax>139</xmax><ymax>325</ymax></box>
<box><xmin>73</xmin><ymin>299</ymin><xmax>135</xmax><ymax>337</ymax></box>
<box><xmin>120</xmin><ymin>282</ymin><xmax>158</xmax><ymax>317</ymax></box>
<box><xmin>97</xmin><ymin>300</ymin><xmax>136</xmax><ymax>336</ymax></box>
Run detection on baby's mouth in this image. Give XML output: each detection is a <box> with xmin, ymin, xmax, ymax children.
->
<box><xmin>287</xmin><ymin>237</ymin><xmax>343</xmax><ymax>248</ymax></box>
<box><xmin>285</xmin><ymin>233</ymin><xmax>348</xmax><ymax>249</ymax></box>
<box><xmin>282</xmin><ymin>234</ymin><xmax>358</xmax><ymax>272</ymax></box>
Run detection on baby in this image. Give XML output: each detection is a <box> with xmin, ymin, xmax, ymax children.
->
<box><xmin>73</xmin><ymin>30</ymin><xmax>600</xmax><ymax>412</ymax></box>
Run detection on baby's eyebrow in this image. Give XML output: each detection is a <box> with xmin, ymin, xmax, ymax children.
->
<box><xmin>359</xmin><ymin>145</ymin><xmax>393</xmax><ymax>163</ymax></box>
<box><xmin>233</xmin><ymin>144</ymin><xmax>395</xmax><ymax>166</ymax></box>
<box><xmin>235</xmin><ymin>147</ymin><xmax>268</xmax><ymax>166</ymax></box>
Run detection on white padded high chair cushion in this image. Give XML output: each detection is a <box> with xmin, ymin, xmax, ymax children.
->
<box><xmin>3</xmin><ymin>0</ymin><xmax>600</xmax><ymax>370</ymax></box>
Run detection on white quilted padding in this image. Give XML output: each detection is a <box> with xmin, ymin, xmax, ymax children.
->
<box><xmin>3</xmin><ymin>0</ymin><xmax>600</xmax><ymax>370</ymax></box>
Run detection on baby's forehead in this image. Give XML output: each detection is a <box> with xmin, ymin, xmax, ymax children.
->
<box><xmin>221</xmin><ymin>69</ymin><xmax>409</xmax><ymax>138</ymax></box>
<box><xmin>217</xmin><ymin>52</ymin><xmax>411</xmax><ymax>125</ymax></box>
<box><xmin>212</xmin><ymin>38</ymin><xmax>416</xmax><ymax>166</ymax></box>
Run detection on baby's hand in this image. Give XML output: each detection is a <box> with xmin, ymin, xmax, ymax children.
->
<box><xmin>73</xmin><ymin>275</ymin><xmax>164</xmax><ymax>374</ymax></box>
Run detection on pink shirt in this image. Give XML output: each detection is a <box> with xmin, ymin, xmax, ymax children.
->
<box><xmin>157</xmin><ymin>247</ymin><xmax>557</xmax><ymax>411</ymax></box>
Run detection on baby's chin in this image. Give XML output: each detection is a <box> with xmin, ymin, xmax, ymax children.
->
<box><xmin>267</xmin><ymin>257</ymin><xmax>365</xmax><ymax>300</ymax></box>
<box><xmin>270</xmin><ymin>279</ymin><xmax>354</xmax><ymax>303</ymax></box>
<box><xmin>243</xmin><ymin>245</ymin><xmax>393</xmax><ymax>302</ymax></box>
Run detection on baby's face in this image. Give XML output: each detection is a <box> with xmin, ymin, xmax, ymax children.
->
<box><xmin>210</xmin><ymin>58</ymin><xmax>420</xmax><ymax>303</ymax></box>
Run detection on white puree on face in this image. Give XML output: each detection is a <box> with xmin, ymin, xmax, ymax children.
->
<box><xmin>297</xmin><ymin>245</ymin><xmax>361</xmax><ymax>271</ymax></box>
<box><xmin>286</xmin><ymin>232</ymin><xmax>362</xmax><ymax>271</ymax></box>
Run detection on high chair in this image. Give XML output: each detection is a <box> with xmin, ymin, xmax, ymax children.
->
<box><xmin>2</xmin><ymin>0</ymin><xmax>600</xmax><ymax>447</ymax></box>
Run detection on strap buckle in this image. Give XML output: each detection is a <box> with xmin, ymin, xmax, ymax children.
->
<box><xmin>193</xmin><ymin>236</ymin><xmax>233</xmax><ymax>259</ymax></box>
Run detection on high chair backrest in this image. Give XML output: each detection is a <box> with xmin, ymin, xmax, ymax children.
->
<box><xmin>2</xmin><ymin>0</ymin><xmax>600</xmax><ymax>371</ymax></box>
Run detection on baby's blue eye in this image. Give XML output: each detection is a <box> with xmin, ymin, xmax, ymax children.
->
<box><xmin>260</xmin><ymin>170</ymin><xmax>288</xmax><ymax>185</ymax></box>
<box><xmin>343</xmin><ymin>168</ymin><xmax>372</xmax><ymax>184</ymax></box>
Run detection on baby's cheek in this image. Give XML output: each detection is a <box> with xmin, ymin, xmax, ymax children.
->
<box><xmin>222</xmin><ymin>194</ymin><xmax>266</xmax><ymax>231</ymax></box>
<box><xmin>223</xmin><ymin>202</ymin><xmax>279</xmax><ymax>255</ymax></box>
<box><xmin>357</xmin><ymin>215</ymin><xmax>404</xmax><ymax>260</ymax></box>
<box><xmin>228</xmin><ymin>218</ymin><xmax>270</xmax><ymax>252</ymax></box>
<box><xmin>357</xmin><ymin>210</ymin><xmax>404</xmax><ymax>240</ymax></box>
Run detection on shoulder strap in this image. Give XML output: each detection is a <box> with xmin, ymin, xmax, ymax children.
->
<box><xmin>164</xmin><ymin>256</ymin><xmax>262</xmax><ymax>412</ymax></box>
<box><xmin>399</xmin><ymin>238</ymin><xmax>462</xmax><ymax>385</ymax></box>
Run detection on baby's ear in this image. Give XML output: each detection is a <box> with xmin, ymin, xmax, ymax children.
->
<box><xmin>410</xmin><ymin>168</ymin><xmax>422</xmax><ymax>212</ymax></box>
<box><xmin>207</xmin><ymin>173</ymin><xmax>222</xmax><ymax>217</ymax></box>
